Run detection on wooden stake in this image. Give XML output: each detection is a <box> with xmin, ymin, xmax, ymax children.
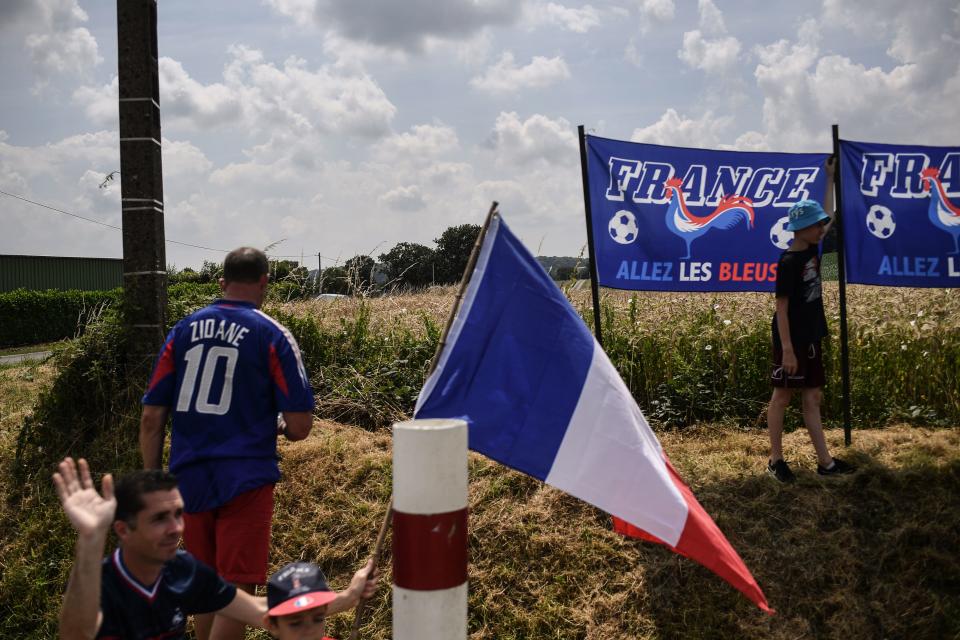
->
<box><xmin>347</xmin><ymin>497</ymin><xmax>393</xmax><ymax>640</ymax></box>
<box><xmin>428</xmin><ymin>201</ymin><xmax>499</xmax><ymax>376</ymax></box>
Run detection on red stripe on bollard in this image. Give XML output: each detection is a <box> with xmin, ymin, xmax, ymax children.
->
<box><xmin>393</xmin><ymin>509</ymin><xmax>468</xmax><ymax>591</ymax></box>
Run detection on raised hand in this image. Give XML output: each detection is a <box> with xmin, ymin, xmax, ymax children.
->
<box><xmin>53</xmin><ymin>457</ymin><xmax>116</xmax><ymax>538</ymax></box>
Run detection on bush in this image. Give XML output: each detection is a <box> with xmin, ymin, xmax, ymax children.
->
<box><xmin>0</xmin><ymin>288</ymin><xmax>121</xmax><ymax>348</ymax></box>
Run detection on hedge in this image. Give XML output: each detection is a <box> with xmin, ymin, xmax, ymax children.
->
<box><xmin>0</xmin><ymin>288</ymin><xmax>122</xmax><ymax>348</ymax></box>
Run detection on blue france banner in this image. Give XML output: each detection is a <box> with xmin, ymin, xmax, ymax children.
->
<box><xmin>584</xmin><ymin>134</ymin><xmax>830</xmax><ymax>292</ymax></box>
<box><xmin>839</xmin><ymin>139</ymin><xmax>960</xmax><ymax>287</ymax></box>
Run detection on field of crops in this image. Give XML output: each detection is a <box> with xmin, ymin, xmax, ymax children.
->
<box><xmin>275</xmin><ymin>282</ymin><xmax>960</xmax><ymax>429</ymax></box>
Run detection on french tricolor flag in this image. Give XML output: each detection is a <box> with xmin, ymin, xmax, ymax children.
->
<box><xmin>415</xmin><ymin>214</ymin><xmax>771</xmax><ymax>614</ymax></box>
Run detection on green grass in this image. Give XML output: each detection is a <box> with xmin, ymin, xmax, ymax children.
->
<box><xmin>821</xmin><ymin>251</ymin><xmax>839</xmax><ymax>281</ymax></box>
<box><xmin>0</xmin><ymin>340</ymin><xmax>68</xmax><ymax>357</ymax></box>
<box><xmin>1</xmin><ymin>287</ymin><xmax>958</xmax><ymax>637</ymax></box>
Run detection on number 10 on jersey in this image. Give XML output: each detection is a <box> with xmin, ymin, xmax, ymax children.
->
<box><xmin>177</xmin><ymin>344</ymin><xmax>238</xmax><ymax>415</ymax></box>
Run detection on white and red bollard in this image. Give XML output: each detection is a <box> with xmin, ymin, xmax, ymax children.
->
<box><xmin>392</xmin><ymin>418</ymin><xmax>468</xmax><ymax>639</ymax></box>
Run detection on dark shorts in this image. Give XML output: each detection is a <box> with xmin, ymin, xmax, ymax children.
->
<box><xmin>771</xmin><ymin>341</ymin><xmax>825</xmax><ymax>389</ymax></box>
<box><xmin>182</xmin><ymin>484</ymin><xmax>274</xmax><ymax>585</ymax></box>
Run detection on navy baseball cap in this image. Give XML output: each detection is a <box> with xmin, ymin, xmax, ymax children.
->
<box><xmin>267</xmin><ymin>562</ymin><xmax>337</xmax><ymax>616</ymax></box>
<box><xmin>787</xmin><ymin>199</ymin><xmax>830</xmax><ymax>231</ymax></box>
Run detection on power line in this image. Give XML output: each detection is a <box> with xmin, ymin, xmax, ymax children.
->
<box><xmin>0</xmin><ymin>188</ymin><xmax>342</xmax><ymax>262</ymax></box>
<box><xmin>0</xmin><ymin>188</ymin><xmax>122</xmax><ymax>231</ymax></box>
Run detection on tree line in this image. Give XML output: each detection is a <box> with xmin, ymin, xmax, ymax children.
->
<box><xmin>168</xmin><ymin>224</ymin><xmax>587</xmax><ymax>296</ymax></box>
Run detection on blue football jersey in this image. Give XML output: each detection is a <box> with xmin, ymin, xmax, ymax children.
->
<box><xmin>97</xmin><ymin>549</ymin><xmax>236</xmax><ymax>639</ymax></box>
<box><xmin>142</xmin><ymin>300</ymin><xmax>314</xmax><ymax>512</ymax></box>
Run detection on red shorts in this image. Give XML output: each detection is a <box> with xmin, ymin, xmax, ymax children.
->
<box><xmin>771</xmin><ymin>341</ymin><xmax>825</xmax><ymax>389</ymax></box>
<box><xmin>183</xmin><ymin>484</ymin><xmax>274</xmax><ymax>585</ymax></box>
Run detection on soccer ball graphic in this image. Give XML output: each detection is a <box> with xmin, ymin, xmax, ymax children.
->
<box><xmin>770</xmin><ymin>216</ymin><xmax>793</xmax><ymax>250</ymax></box>
<box><xmin>608</xmin><ymin>210</ymin><xmax>639</xmax><ymax>245</ymax></box>
<box><xmin>866</xmin><ymin>205</ymin><xmax>896</xmax><ymax>239</ymax></box>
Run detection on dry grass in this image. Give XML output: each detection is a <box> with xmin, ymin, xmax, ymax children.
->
<box><xmin>265</xmin><ymin>420</ymin><xmax>960</xmax><ymax>640</ymax></box>
<box><xmin>279</xmin><ymin>286</ymin><xmax>456</xmax><ymax>336</ymax></box>
<box><xmin>566</xmin><ymin>283</ymin><xmax>960</xmax><ymax>332</ymax></box>
<box><xmin>0</xmin><ymin>355</ymin><xmax>958</xmax><ymax>638</ymax></box>
<box><xmin>0</xmin><ymin>361</ymin><xmax>55</xmax><ymax>447</ymax></box>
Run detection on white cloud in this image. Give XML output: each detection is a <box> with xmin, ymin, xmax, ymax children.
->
<box><xmin>25</xmin><ymin>27</ymin><xmax>101</xmax><ymax>79</ymax></box>
<box><xmin>262</xmin><ymin>0</ymin><xmax>315</xmax><ymax>26</ymax></box>
<box><xmin>268</xmin><ymin>0</ymin><xmax>522</xmax><ymax>52</ymax></box>
<box><xmin>8</xmin><ymin>0</ymin><xmax>102</xmax><ymax>86</ymax></box>
<box><xmin>486</xmin><ymin>112</ymin><xmax>577</xmax><ymax>166</ymax></box>
<box><xmin>745</xmin><ymin>13</ymin><xmax>960</xmax><ymax>150</ymax></box>
<box><xmin>161</xmin><ymin>58</ymin><xmax>243</xmax><ymax>129</ymax></box>
<box><xmin>320</xmin><ymin>30</ymin><xmax>410</xmax><ymax>67</ymax></box>
<box><xmin>634</xmin><ymin>0</ymin><xmax>675</xmax><ymax>32</ymax></box>
<box><xmin>696</xmin><ymin>0</ymin><xmax>726</xmax><ymax>36</ymax></box>
<box><xmin>624</xmin><ymin>39</ymin><xmax>644</xmax><ymax>67</ymax></box>
<box><xmin>630</xmin><ymin>109</ymin><xmax>732</xmax><ymax>148</ymax></box>
<box><xmin>524</xmin><ymin>2</ymin><xmax>601</xmax><ymax>33</ymax></box>
<box><xmin>0</xmin><ymin>129</ymin><xmax>123</xmax><ymax>257</ymax></box>
<box><xmin>454</xmin><ymin>30</ymin><xmax>495</xmax><ymax>66</ymax></box>
<box><xmin>72</xmin><ymin>77</ymin><xmax>118</xmax><ymax>126</ymax></box>
<box><xmin>373</xmin><ymin>124</ymin><xmax>460</xmax><ymax>162</ymax></box>
<box><xmin>678</xmin><ymin>0</ymin><xmax>740</xmax><ymax>72</ymax></box>
<box><xmin>378</xmin><ymin>185</ymin><xmax>426</xmax><ymax>211</ymax></box>
<box><xmin>470</xmin><ymin>52</ymin><xmax>570</xmax><ymax>94</ymax></box>
<box><xmin>74</xmin><ymin>46</ymin><xmax>397</xmax><ymax>139</ymax></box>
<box><xmin>162</xmin><ymin>139</ymin><xmax>214</xmax><ymax>183</ymax></box>
<box><xmin>678</xmin><ymin>30</ymin><xmax>741</xmax><ymax>72</ymax></box>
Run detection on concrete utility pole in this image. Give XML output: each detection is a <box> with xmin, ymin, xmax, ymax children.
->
<box><xmin>117</xmin><ymin>0</ymin><xmax>167</xmax><ymax>365</ymax></box>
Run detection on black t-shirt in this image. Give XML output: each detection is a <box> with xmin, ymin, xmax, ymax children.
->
<box><xmin>771</xmin><ymin>246</ymin><xmax>828</xmax><ymax>349</ymax></box>
<box><xmin>97</xmin><ymin>548</ymin><xmax>237</xmax><ymax>639</ymax></box>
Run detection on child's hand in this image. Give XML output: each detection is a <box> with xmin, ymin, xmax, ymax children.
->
<box><xmin>826</xmin><ymin>156</ymin><xmax>836</xmax><ymax>177</ymax></box>
<box><xmin>350</xmin><ymin>559</ymin><xmax>379</xmax><ymax>600</ymax></box>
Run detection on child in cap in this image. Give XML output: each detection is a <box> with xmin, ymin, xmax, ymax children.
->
<box><xmin>767</xmin><ymin>158</ymin><xmax>855</xmax><ymax>483</ymax></box>
<box><xmin>264</xmin><ymin>560</ymin><xmax>378</xmax><ymax>640</ymax></box>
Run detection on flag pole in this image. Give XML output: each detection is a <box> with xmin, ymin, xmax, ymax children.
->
<box><xmin>832</xmin><ymin>124</ymin><xmax>853</xmax><ymax>446</ymax></box>
<box><xmin>347</xmin><ymin>497</ymin><xmax>393</xmax><ymax>640</ymax></box>
<box><xmin>349</xmin><ymin>202</ymin><xmax>499</xmax><ymax>639</ymax></box>
<box><xmin>577</xmin><ymin>125</ymin><xmax>604</xmax><ymax>346</ymax></box>
<box><xmin>427</xmin><ymin>200</ymin><xmax>500</xmax><ymax>376</ymax></box>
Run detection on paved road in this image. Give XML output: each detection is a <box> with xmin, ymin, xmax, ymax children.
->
<box><xmin>0</xmin><ymin>351</ymin><xmax>52</xmax><ymax>366</ymax></box>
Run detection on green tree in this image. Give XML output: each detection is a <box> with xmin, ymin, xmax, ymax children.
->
<box><xmin>344</xmin><ymin>255</ymin><xmax>376</xmax><ymax>292</ymax></box>
<box><xmin>198</xmin><ymin>260</ymin><xmax>221</xmax><ymax>283</ymax></box>
<box><xmin>269</xmin><ymin>259</ymin><xmax>305</xmax><ymax>282</ymax></box>
<box><xmin>319</xmin><ymin>266</ymin><xmax>350</xmax><ymax>294</ymax></box>
<box><xmin>379</xmin><ymin>242</ymin><xmax>435</xmax><ymax>289</ymax></box>
<box><xmin>433</xmin><ymin>224</ymin><xmax>480</xmax><ymax>284</ymax></box>
<box><xmin>552</xmin><ymin>266</ymin><xmax>574</xmax><ymax>281</ymax></box>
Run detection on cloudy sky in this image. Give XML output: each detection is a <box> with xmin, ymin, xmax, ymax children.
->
<box><xmin>1</xmin><ymin>0</ymin><xmax>958</xmax><ymax>269</ymax></box>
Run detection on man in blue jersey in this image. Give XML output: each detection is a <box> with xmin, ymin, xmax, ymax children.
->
<box><xmin>54</xmin><ymin>457</ymin><xmax>377</xmax><ymax>640</ymax></box>
<box><xmin>140</xmin><ymin>247</ymin><xmax>315</xmax><ymax>640</ymax></box>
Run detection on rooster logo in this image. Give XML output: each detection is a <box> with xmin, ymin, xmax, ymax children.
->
<box><xmin>920</xmin><ymin>167</ymin><xmax>960</xmax><ymax>255</ymax></box>
<box><xmin>662</xmin><ymin>178</ymin><xmax>756</xmax><ymax>259</ymax></box>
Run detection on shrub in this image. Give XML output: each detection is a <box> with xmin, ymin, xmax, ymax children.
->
<box><xmin>0</xmin><ymin>288</ymin><xmax>121</xmax><ymax>348</ymax></box>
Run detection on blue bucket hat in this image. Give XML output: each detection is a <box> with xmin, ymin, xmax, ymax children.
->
<box><xmin>787</xmin><ymin>199</ymin><xmax>830</xmax><ymax>231</ymax></box>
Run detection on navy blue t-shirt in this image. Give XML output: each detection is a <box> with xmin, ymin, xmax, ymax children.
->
<box><xmin>97</xmin><ymin>549</ymin><xmax>236</xmax><ymax>639</ymax></box>
<box><xmin>142</xmin><ymin>300</ymin><xmax>314</xmax><ymax>512</ymax></box>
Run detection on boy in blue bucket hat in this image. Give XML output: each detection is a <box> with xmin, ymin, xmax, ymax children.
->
<box><xmin>767</xmin><ymin>158</ymin><xmax>856</xmax><ymax>483</ymax></box>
